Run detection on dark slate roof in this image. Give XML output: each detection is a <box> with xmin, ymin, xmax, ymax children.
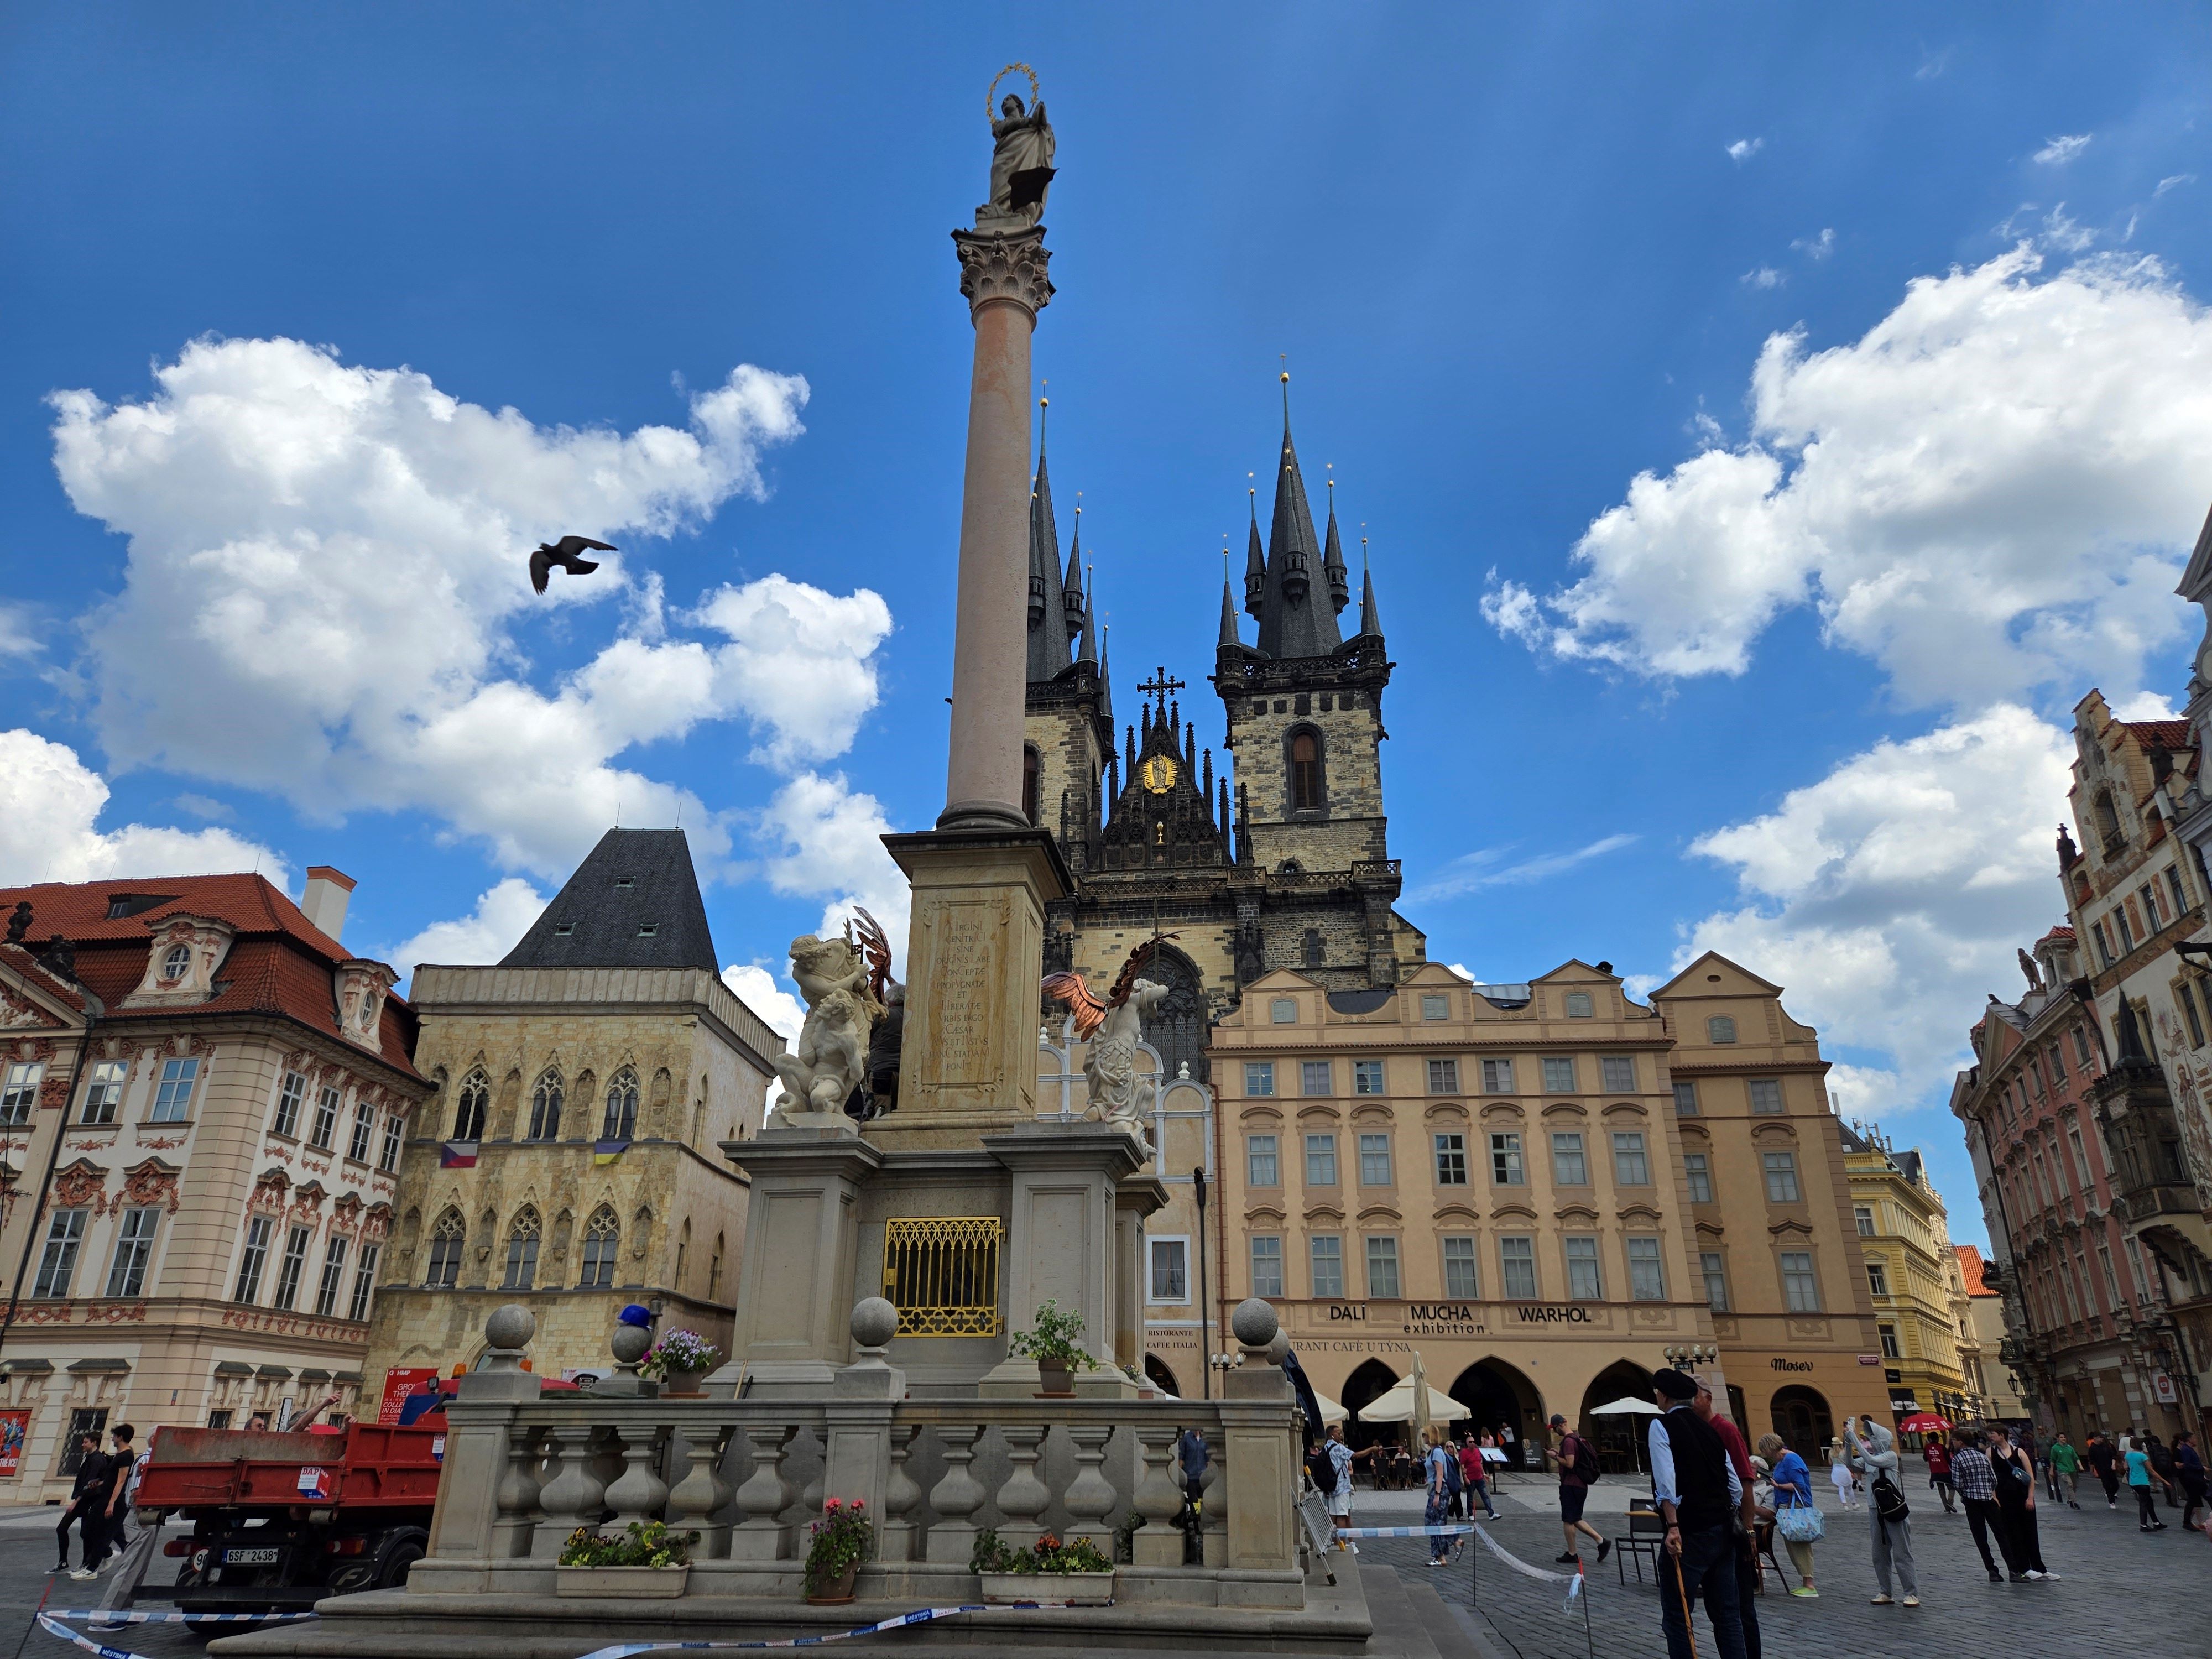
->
<box><xmin>500</xmin><ymin>829</ymin><xmax>718</xmax><ymax>972</ymax></box>
<box><xmin>1026</xmin><ymin>435</ymin><xmax>1072</xmax><ymax>685</ymax></box>
<box><xmin>1253</xmin><ymin>415</ymin><xmax>1345</xmax><ymax>661</ymax></box>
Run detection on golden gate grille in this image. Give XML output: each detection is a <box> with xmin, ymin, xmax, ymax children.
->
<box><xmin>881</xmin><ymin>1215</ymin><xmax>1003</xmax><ymax>1336</ymax></box>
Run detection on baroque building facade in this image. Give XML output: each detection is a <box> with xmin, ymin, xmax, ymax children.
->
<box><xmin>358</xmin><ymin>830</ymin><xmax>781</xmax><ymax>1395</ymax></box>
<box><xmin>0</xmin><ymin>868</ymin><xmax>427</xmax><ymax>1498</ymax></box>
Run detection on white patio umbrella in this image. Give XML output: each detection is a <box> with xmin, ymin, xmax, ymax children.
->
<box><xmin>1357</xmin><ymin>1376</ymin><xmax>1479</xmax><ymax>1425</ymax></box>
<box><xmin>1311</xmin><ymin>1390</ymin><xmax>1349</xmax><ymax>1426</ymax></box>
<box><xmin>1410</xmin><ymin>1351</ymin><xmax>1431</xmax><ymax>1453</ymax></box>
<box><xmin>1588</xmin><ymin>1396</ymin><xmax>1661</xmax><ymax>1472</ymax></box>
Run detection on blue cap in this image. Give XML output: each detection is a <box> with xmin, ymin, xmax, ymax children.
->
<box><xmin>617</xmin><ymin>1303</ymin><xmax>654</xmax><ymax>1328</ymax></box>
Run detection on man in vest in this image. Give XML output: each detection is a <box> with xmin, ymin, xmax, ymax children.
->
<box><xmin>1649</xmin><ymin>1367</ymin><xmax>1748</xmax><ymax>1659</ymax></box>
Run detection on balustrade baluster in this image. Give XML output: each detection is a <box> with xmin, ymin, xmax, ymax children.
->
<box><xmin>1130</xmin><ymin>1426</ymin><xmax>1184</xmax><ymax>1568</ymax></box>
<box><xmin>729</xmin><ymin>1425</ymin><xmax>798</xmax><ymax>1561</ymax></box>
<box><xmin>1197</xmin><ymin>1424</ymin><xmax>1227</xmax><ymax>1567</ymax></box>
<box><xmin>603</xmin><ymin>1420</ymin><xmax>672</xmax><ymax>1527</ymax></box>
<box><xmin>531</xmin><ymin>1424</ymin><xmax>609</xmax><ymax>1559</ymax></box>
<box><xmin>881</xmin><ymin>1423</ymin><xmax>923</xmax><ymax>1563</ymax></box>
<box><xmin>994</xmin><ymin>1423</ymin><xmax>1050</xmax><ymax>1547</ymax></box>
<box><xmin>490</xmin><ymin>1425</ymin><xmax>545</xmax><ymax>1559</ymax></box>
<box><xmin>668</xmin><ymin>1422</ymin><xmax>735</xmax><ymax>1558</ymax></box>
<box><xmin>923</xmin><ymin>1423</ymin><xmax>987</xmax><ymax>1564</ymax></box>
<box><xmin>1062</xmin><ymin>1424</ymin><xmax>1117</xmax><ymax>1551</ymax></box>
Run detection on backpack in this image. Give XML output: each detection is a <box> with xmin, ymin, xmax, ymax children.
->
<box><xmin>1564</xmin><ymin>1433</ymin><xmax>1602</xmax><ymax>1484</ymax></box>
<box><xmin>1872</xmin><ymin>1472</ymin><xmax>1910</xmax><ymax>1522</ymax></box>
<box><xmin>1441</xmin><ymin>1447</ymin><xmax>1464</xmax><ymax>1496</ymax></box>
<box><xmin>1306</xmin><ymin>1446</ymin><xmax>1338</xmax><ymax>1495</ymax></box>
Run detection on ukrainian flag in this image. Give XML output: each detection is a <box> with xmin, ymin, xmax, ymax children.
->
<box><xmin>593</xmin><ymin>1139</ymin><xmax>628</xmax><ymax>1166</ymax></box>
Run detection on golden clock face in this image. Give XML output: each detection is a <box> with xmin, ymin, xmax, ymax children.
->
<box><xmin>1139</xmin><ymin>754</ymin><xmax>1178</xmax><ymax>794</ymax></box>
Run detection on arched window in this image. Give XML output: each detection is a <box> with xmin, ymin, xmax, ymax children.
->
<box><xmin>425</xmin><ymin>1209</ymin><xmax>465</xmax><ymax>1288</ymax></box>
<box><xmin>1287</xmin><ymin>729</ymin><xmax>1324</xmax><ymax>812</ymax></box>
<box><xmin>527</xmin><ymin>1071</ymin><xmax>564</xmax><ymax>1140</ymax></box>
<box><xmin>1708</xmin><ymin>1015</ymin><xmax>1738</xmax><ymax>1044</ymax></box>
<box><xmin>2094</xmin><ymin>790</ymin><xmax>2119</xmax><ymax>843</ymax></box>
<box><xmin>603</xmin><ymin>1070</ymin><xmax>639</xmax><ymax>1141</ymax></box>
<box><xmin>503</xmin><ymin>1207</ymin><xmax>541</xmax><ymax>1290</ymax></box>
<box><xmin>452</xmin><ymin>1070</ymin><xmax>488</xmax><ymax>1141</ymax></box>
<box><xmin>1022</xmin><ymin>745</ymin><xmax>1042</xmax><ymax>827</ymax></box>
<box><xmin>579</xmin><ymin>1206</ymin><xmax>620</xmax><ymax>1288</ymax></box>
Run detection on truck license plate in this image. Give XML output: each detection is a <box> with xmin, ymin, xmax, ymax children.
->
<box><xmin>224</xmin><ymin>1547</ymin><xmax>280</xmax><ymax>1564</ymax></box>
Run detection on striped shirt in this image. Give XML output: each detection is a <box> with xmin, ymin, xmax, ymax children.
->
<box><xmin>1950</xmin><ymin>1445</ymin><xmax>1996</xmax><ymax>1502</ymax></box>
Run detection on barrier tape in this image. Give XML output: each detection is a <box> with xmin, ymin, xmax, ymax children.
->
<box><xmin>1332</xmin><ymin>1524</ymin><xmax>1475</xmax><ymax>1538</ymax></box>
<box><xmin>573</xmin><ymin>1602</ymin><xmax>1107</xmax><ymax>1659</ymax></box>
<box><xmin>38</xmin><ymin>1610</ymin><xmax>317</xmax><ymax>1659</ymax></box>
<box><xmin>1466</xmin><ymin>1524</ymin><xmax>1584</xmax><ymax>1611</ymax></box>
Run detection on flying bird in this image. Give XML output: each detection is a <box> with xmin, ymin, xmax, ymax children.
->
<box><xmin>528</xmin><ymin>536</ymin><xmax>616</xmax><ymax>594</ymax></box>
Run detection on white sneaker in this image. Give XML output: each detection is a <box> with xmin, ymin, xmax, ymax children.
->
<box><xmin>2038</xmin><ymin>1571</ymin><xmax>2061</xmax><ymax>1581</ymax></box>
<box><xmin>67</xmin><ymin>1569</ymin><xmax>94</xmax><ymax>1580</ymax></box>
<box><xmin>2022</xmin><ymin>1570</ymin><xmax>2045</xmax><ymax>1581</ymax></box>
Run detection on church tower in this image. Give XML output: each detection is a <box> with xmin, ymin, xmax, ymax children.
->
<box><xmin>1020</xmin><ymin>402</ymin><xmax>1110</xmax><ymax>879</ymax></box>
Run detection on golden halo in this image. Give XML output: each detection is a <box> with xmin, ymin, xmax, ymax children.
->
<box><xmin>988</xmin><ymin>62</ymin><xmax>1042</xmax><ymax>118</ymax></box>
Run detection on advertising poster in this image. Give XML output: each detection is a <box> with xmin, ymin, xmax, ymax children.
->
<box><xmin>377</xmin><ymin>1368</ymin><xmax>441</xmax><ymax>1426</ymax></box>
<box><xmin>0</xmin><ymin>1410</ymin><xmax>28</xmax><ymax>1478</ymax></box>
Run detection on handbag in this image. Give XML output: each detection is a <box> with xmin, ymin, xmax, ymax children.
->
<box><xmin>1775</xmin><ymin>1495</ymin><xmax>1825</xmax><ymax>1543</ymax></box>
<box><xmin>1871</xmin><ymin>1472</ymin><xmax>1911</xmax><ymax>1522</ymax></box>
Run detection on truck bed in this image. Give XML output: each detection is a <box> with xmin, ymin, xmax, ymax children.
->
<box><xmin>138</xmin><ymin>1424</ymin><xmax>446</xmax><ymax>1512</ymax></box>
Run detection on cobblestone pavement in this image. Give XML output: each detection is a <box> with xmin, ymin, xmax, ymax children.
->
<box><xmin>0</xmin><ymin>1508</ymin><xmax>216</xmax><ymax>1659</ymax></box>
<box><xmin>1349</xmin><ymin>1477</ymin><xmax>2209</xmax><ymax>1659</ymax></box>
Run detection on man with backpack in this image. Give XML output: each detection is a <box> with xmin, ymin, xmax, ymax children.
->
<box><xmin>1319</xmin><ymin>1424</ymin><xmax>1357</xmax><ymax>1551</ymax></box>
<box><xmin>1544</xmin><ymin>1411</ymin><xmax>1611</xmax><ymax>1564</ymax></box>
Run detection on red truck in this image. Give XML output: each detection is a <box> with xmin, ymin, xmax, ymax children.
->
<box><xmin>134</xmin><ymin>1419</ymin><xmax>448</xmax><ymax>1614</ymax></box>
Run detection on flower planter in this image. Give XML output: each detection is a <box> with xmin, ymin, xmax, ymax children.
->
<box><xmin>1035</xmin><ymin>1359</ymin><xmax>1074</xmax><ymax>1396</ymax></box>
<box><xmin>660</xmin><ymin>1369</ymin><xmax>704</xmax><ymax>1396</ymax></box>
<box><xmin>979</xmin><ymin>1569</ymin><xmax>1114</xmax><ymax>1606</ymax></box>
<box><xmin>806</xmin><ymin>1564</ymin><xmax>858</xmax><ymax>1605</ymax></box>
<box><xmin>555</xmin><ymin>1565</ymin><xmax>690</xmax><ymax>1599</ymax></box>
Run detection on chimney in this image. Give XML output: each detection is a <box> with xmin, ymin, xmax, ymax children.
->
<box><xmin>301</xmin><ymin>867</ymin><xmax>357</xmax><ymax>944</ymax></box>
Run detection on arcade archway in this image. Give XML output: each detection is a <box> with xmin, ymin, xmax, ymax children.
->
<box><xmin>1341</xmin><ymin>1358</ymin><xmax>1401</xmax><ymax>1453</ymax></box>
<box><xmin>1449</xmin><ymin>1358</ymin><xmax>1546</xmax><ymax>1472</ymax></box>
<box><xmin>1144</xmin><ymin>1353</ymin><xmax>1182</xmax><ymax>1399</ymax></box>
<box><xmin>1577</xmin><ymin>1359</ymin><xmax>1656</xmax><ymax>1474</ymax></box>
<box><xmin>1770</xmin><ymin>1385</ymin><xmax>1833</xmax><ymax>1463</ymax></box>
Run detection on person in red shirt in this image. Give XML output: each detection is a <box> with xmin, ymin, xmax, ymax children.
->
<box><xmin>1694</xmin><ymin>1384</ymin><xmax>1765</xmax><ymax>1659</ymax></box>
<box><xmin>1458</xmin><ymin>1433</ymin><xmax>1498</xmax><ymax>1521</ymax></box>
<box><xmin>1923</xmin><ymin>1437</ymin><xmax>1957</xmax><ymax>1513</ymax></box>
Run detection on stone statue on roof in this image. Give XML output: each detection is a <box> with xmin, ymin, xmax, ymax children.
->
<box><xmin>983</xmin><ymin>72</ymin><xmax>1055</xmax><ymax>227</ymax></box>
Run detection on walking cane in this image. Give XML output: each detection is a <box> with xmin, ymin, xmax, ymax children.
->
<box><xmin>1670</xmin><ymin>1545</ymin><xmax>1702</xmax><ymax>1659</ymax></box>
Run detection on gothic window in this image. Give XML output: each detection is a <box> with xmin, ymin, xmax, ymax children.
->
<box><xmin>1139</xmin><ymin>946</ymin><xmax>1210</xmax><ymax>1086</ymax></box>
<box><xmin>1287</xmin><ymin>728</ymin><xmax>1326</xmax><ymax>812</ymax></box>
<box><xmin>709</xmin><ymin>1232</ymin><xmax>725</xmax><ymax>1300</ymax></box>
<box><xmin>452</xmin><ymin>1070</ymin><xmax>489</xmax><ymax>1141</ymax></box>
<box><xmin>1302</xmin><ymin>928</ymin><xmax>1324</xmax><ymax>967</ymax></box>
<box><xmin>579</xmin><ymin>1206</ymin><xmax>620</xmax><ymax>1288</ymax></box>
<box><xmin>503</xmin><ymin>1207</ymin><xmax>541</xmax><ymax>1290</ymax></box>
<box><xmin>1022</xmin><ymin>745</ymin><xmax>1042</xmax><ymax>827</ymax></box>
<box><xmin>425</xmin><ymin>1209</ymin><xmax>465</xmax><ymax>1288</ymax></box>
<box><xmin>527</xmin><ymin>1071</ymin><xmax>564</xmax><ymax>1140</ymax></box>
<box><xmin>2094</xmin><ymin>790</ymin><xmax>2119</xmax><ymax>845</ymax></box>
<box><xmin>603</xmin><ymin>1069</ymin><xmax>640</xmax><ymax>1141</ymax></box>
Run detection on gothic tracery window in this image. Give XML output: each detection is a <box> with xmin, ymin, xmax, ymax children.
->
<box><xmin>503</xmin><ymin>1206</ymin><xmax>541</xmax><ymax>1290</ymax></box>
<box><xmin>579</xmin><ymin>1205</ymin><xmax>620</xmax><ymax>1288</ymax></box>
<box><xmin>603</xmin><ymin>1069</ymin><xmax>640</xmax><ymax>1141</ymax></box>
<box><xmin>452</xmin><ymin>1070</ymin><xmax>488</xmax><ymax>1141</ymax></box>
<box><xmin>528</xmin><ymin>1071</ymin><xmax>564</xmax><ymax>1140</ymax></box>
<box><xmin>425</xmin><ymin>1208</ymin><xmax>465</xmax><ymax>1288</ymax></box>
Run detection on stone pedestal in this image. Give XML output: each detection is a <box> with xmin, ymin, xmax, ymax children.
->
<box><xmin>880</xmin><ymin>826</ymin><xmax>1067</xmax><ymax>1138</ymax></box>
<box><xmin>713</xmin><ymin>1133</ymin><xmax>883</xmax><ymax>1395</ymax></box>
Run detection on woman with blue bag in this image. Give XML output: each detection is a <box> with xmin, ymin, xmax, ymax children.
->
<box><xmin>1757</xmin><ymin>1433</ymin><xmax>1823</xmax><ymax>1598</ymax></box>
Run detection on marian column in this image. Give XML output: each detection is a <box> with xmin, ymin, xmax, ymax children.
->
<box><xmin>883</xmin><ymin>82</ymin><xmax>1071</xmax><ymax>1137</ymax></box>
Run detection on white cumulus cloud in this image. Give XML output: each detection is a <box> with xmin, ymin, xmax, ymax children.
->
<box><xmin>692</xmin><ymin>576</ymin><xmax>893</xmax><ymax>770</ymax></box>
<box><xmin>2033</xmin><ymin>133</ymin><xmax>2092</xmax><ymax>165</ymax></box>
<box><xmin>0</xmin><ymin>728</ymin><xmax>289</xmax><ymax>889</ymax></box>
<box><xmin>751</xmin><ymin>771</ymin><xmax>911</xmax><ymax>966</ymax></box>
<box><xmin>1741</xmin><ymin>267</ymin><xmax>1786</xmax><ymax>290</ymax></box>
<box><xmin>385</xmin><ymin>877</ymin><xmax>547</xmax><ymax>988</ymax></box>
<box><xmin>48</xmin><ymin>336</ymin><xmax>822</xmax><ymax>875</ymax></box>
<box><xmin>722</xmin><ymin>962</ymin><xmax>805</xmax><ymax>1042</ymax></box>
<box><xmin>1726</xmin><ymin>138</ymin><xmax>1764</xmax><ymax>163</ymax></box>
<box><xmin>1677</xmin><ymin>705</ymin><xmax>2074</xmax><ymax>1115</ymax></box>
<box><xmin>1484</xmin><ymin>248</ymin><xmax>2212</xmax><ymax>709</ymax></box>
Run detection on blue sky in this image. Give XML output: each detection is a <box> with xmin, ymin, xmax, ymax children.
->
<box><xmin>6</xmin><ymin>5</ymin><xmax>2211</xmax><ymax>1244</ymax></box>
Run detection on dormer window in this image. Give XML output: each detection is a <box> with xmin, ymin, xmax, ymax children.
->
<box><xmin>554</xmin><ymin>922</ymin><xmax>575</xmax><ymax>936</ymax></box>
<box><xmin>161</xmin><ymin>945</ymin><xmax>192</xmax><ymax>982</ymax></box>
<box><xmin>614</xmin><ymin>877</ymin><xmax>634</xmax><ymax>890</ymax></box>
<box><xmin>637</xmin><ymin>923</ymin><xmax>658</xmax><ymax>937</ymax></box>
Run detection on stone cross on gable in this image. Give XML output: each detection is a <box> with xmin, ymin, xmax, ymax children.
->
<box><xmin>1136</xmin><ymin>667</ymin><xmax>1186</xmax><ymax>712</ymax></box>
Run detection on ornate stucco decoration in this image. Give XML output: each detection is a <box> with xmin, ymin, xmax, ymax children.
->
<box><xmin>333</xmin><ymin>959</ymin><xmax>399</xmax><ymax>1053</ymax></box>
<box><xmin>124</xmin><ymin>914</ymin><xmax>235</xmax><ymax>1006</ymax></box>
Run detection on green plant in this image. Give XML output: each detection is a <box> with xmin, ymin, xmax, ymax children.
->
<box><xmin>970</xmin><ymin>1527</ymin><xmax>1114</xmax><ymax>1575</ymax></box>
<box><xmin>1006</xmin><ymin>1300</ymin><xmax>1094</xmax><ymax>1371</ymax></box>
<box><xmin>557</xmin><ymin>1520</ymin><xmax>695</xmax><ymax>1568</ymax></box>
<box><xmin>639</xmin><ymin>1329</ymin><xmax>723</xmax><ymax>1379</ymax></box>
<box><xmin>805</xmin><ymin>1498</ymin><xmax>873</xmax><ymax>1595</ymax></box>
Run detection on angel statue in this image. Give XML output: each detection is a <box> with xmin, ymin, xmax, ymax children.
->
<box><xmin>766</xmin><ymin>933</ymin><xmax>885</xmax><ymax>1129</ymax></box>
<box><xmin>1040</xmin><ymin>935</ymin><xmax>1178</xmax><ymax>1152</ymax></box>
<box><xmin>985</xmin><ymin>81</ymin><xmax>1055</xmax><ymax>225</ymax></box>
<box><xmin>847</xmin><ymin>907</ymin><xmax>904</xmax><ymax>1121</ymax></box>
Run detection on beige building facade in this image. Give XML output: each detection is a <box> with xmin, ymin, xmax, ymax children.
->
<box><xmin>0</xmin><ymin>868</ymin><xmax>429</xmax><ymax>1499</ymax></box>
<box><xmin>359</xmin><ymin>831</ymin><xmax>781</xmax><ymax>1394</ymax></box>
<box><xmin>1840</xmin><ymin>1125</ymin><xmax>1970</xmax><ymax>1423</ymax></box>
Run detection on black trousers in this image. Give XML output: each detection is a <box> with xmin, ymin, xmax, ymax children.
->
<box><xmin>1997</xmin><ymin>1496</ymin><xmax>2044</xmax><ymax>1572</ymax></box>
<box><xmin>1962</xmin><ymin>1498</ymin><xmax>2010</xmax><ymax>1574</ymax></box>
<box><xmin>57</xmin><ymin>1504</ymin><xmax>103</xmax><ymax>1569</ymax></box>
<box><xmin>2135</xmin><ymin>1485</ymin><xmax>2163</xmax><ymax>1526</ymax></box>
<box><xmin>1729</xmin><ymin>1536</ymin><xmax>1762</xmax><ymax>1659</ymax></box>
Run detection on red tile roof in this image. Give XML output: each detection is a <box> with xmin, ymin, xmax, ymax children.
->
<box><xmin>2122</xmin><ymin>719</ymin><xmax>2192</xmax><ymax>751</ymax></box>
<box><xmin>0</xmin><ymin>873</ymin><xmax>419</xmax><ymax>1080</ymax></box>
<box><xmin>1953</xmin><ymin>1243</ymin><xmax>1997</xmax><ymax>1296</ymax></box>
<box><xmin>2038</xmin><ymin>925</ymin><xmax>2076</xmax><ymax>942</ymax></box>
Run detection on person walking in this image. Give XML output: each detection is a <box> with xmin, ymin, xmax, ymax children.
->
<box><xmin>1843</xmin><ymin>1415</ymin><xmax>1919</xmax><ymax>1607</ymax></box>
<box><xmin>1924</xmin><ymin>1436</ymin><xmax>1957</xmax><ymax>1514</ymax></box>
<box><xmin>1988</xmin><ymin>1423</ymin><xmax>2055</xmax><ymax>1578</ymax></box>
<box><xmin>55</xmin><ymin>1432</ymin><xmax>111</xmax><ymax>1577</ymax></box>
<box><xmin>1948</xmin><ymin>1429</ymin><xmax>2012</xmax><ymax>1584</ymax></box>
<box><xmin>2125</xmin><ymin>1437</ymin><xmax>2168</xmax><ymax>1531</ymax></box>
<box><xmin>2048</xmin><ymin>1432</ymin><xmax>2081</xmax><ymax>1508</ymax></box>
<box><xmin>2145</xmin><ymin>1432</ymin><xmax>2178</xmax><ymax>1514</ymax></box>
<box><xmin>1829</xmin><ymin>1439</ymin><xmax>1858</xmax><ymax>1509</ymax></box>
<box><xmin>1459</xmin><ymin>1432</ymin><xmax>1499</xmax><ymax>1521</ymax></box>
<box><xmin>1757</xmin><ymin>1434</ymin><xmax>1820</xmax><ymax>1597</ymax></box>
<box><xmin>1422</xmin><ymin>1430</ymin><xmax>1461</xmax><ymax>1567</ymax></box>
<box><xmin>1322</xmin><ymin>1424</ymin><xmax>1358</xmax><ymax>1552</ymax></box>
<box><xmin>1650</xmin><ymin>1369</ymin><xmax>1749</xmax><ymax>1659</ymax></box>
<box><xmin>2086</xmin><ymin>1431</ymin><xmax>2121</xmax><ymax>1509</ymax></box>
<box><xmin>2172</xmin><ymin>1430</ymin><xmax>2206</xmax><ymax>1533</ymax></box>
<box><xmin>1543</xmin><ymin>1412</ymin><xmax>1610</xmax><ymax>1565</ymax></box>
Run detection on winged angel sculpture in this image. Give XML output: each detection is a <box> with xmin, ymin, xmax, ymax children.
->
<box><xmin>765</xmin><ymin>908</ymin><xmax>902</xmax><ymax>1129</ymax></box>
<box><xmin>1040</xmin><ymin>935</ymin><xmax>1176</xmax><ymax>1151</ymax></box>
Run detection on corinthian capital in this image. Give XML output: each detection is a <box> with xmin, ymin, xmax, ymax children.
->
<box><xmin>952</xmin><ymin>225</ymin><xmax>1053</xmax><ymax>321</ymax></box>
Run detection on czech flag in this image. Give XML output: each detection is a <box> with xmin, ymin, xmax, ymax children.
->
<box><xmin>592</xmin><ymin>1139</ymin><xmax>628</xmax><ymax>1166</ymax></box>
<box><xmin>440</xmin><ymin>1141</ymin><xmax>479</xmax><ymax>1169</ymax></box>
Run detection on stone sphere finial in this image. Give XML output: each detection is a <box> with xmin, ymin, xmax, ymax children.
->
<box><xmin>484</xmin><ymin>1303</ymin><xmax>536</xmax><ymax>1352</ymax></box>
<box><xmin>1230</xmin><ymin>1297</ymin><xmax>1278</xmax><ymax>1348</ymax></box>
<box><xmin>1265</xmin><ymin>1329</ymin><xmax>1292</xmax><ymax>1365</ymax></box>
<box><xmin>851</xmin><ymin>1296</ymin><xmax>900</xmax><ymax>1351</ymax></box>
<box><xmin>611</xmin><ymin>1322</ymin><xmax>652</xmax><ymax>1366</ymax></box>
